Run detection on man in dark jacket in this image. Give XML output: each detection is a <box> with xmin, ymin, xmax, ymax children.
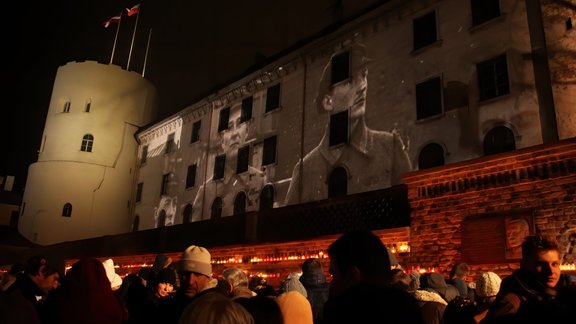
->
<box><xmin>481</xmin><ymin>235</ymin><xmax>567</xmax><ymax>323</ymax></box>
<box><xmin>300</xmin><ymin>258</ymin><xmax>330</xmax><ymax>323</ymax></box>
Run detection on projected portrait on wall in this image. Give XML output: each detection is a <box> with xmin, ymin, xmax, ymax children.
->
<box><xmin>285</xmin><ymin>44</ymin><xmax>412</xmax><ymax>204</ymax></box>
<box><xmin>505</xmin><ymin>216</ymin><xmax>532</xmax><ymax>260</ymax></box>
<box><xmin>193</xmin><ymin>103</ymin><xmax>268</xmax><ymax>220</ymax></box>
<box><xmin>154</xmin><ymin>195</ymin><xmax>177</xmax><ymax>227</ymax></box>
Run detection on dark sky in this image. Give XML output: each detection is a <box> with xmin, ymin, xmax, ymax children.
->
<box><xmin>2</xmin><ymin>0</ymin><xmax>384</xmax><ymax>192</ymax></box>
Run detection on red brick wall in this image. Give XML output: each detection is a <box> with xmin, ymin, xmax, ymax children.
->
<box><xmin>403</xmin><ymin>137</ymin><xmax>576</xmax><ymax>279</ymax></box>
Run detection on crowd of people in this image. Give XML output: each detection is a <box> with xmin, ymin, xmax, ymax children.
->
<box><xmin>1</xmin><ymin>231</ymin><xmax>574</xmax><ymax>323</ymax></box>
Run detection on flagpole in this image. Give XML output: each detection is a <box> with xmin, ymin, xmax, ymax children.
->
<box><xmin>142</xmin><ymin>28</ymin><xmax>152</xmax><ymax>78</ymax></box>
<box><xmin>127</xmin><ymin>7</ymin><xmax>140</xmax><ymax>71</ymax></box>
<box><xmin>109</xmin><ymin>14</ymin><xmax>122</xmax><ymax>65</ymax></box>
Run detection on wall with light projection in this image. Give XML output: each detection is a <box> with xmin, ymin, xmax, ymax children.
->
<box><xmin>134</xmin><ymin>0</ymin><xmax>575</xmax><ymax>231</ymax></box>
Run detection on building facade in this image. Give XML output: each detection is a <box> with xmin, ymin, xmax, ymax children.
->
<box><xmin>134</xmin><ymin>0</ymin><xmax>575</xmax><ymax>231</ymax></box>
<box><xmin>20</xmin><ymin>61</ymin><xmax>158</xmax><ymax>244</ymax></box>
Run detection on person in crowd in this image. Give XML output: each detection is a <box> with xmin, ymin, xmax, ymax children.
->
<box><xmin>102</xmin><ymin>258</ymin><xmax>123</xmax><ymax>291</ymax></box>
<box><xmin>1</xmin><ymin>262</ymin><xmax>24</xmax><ymax>291</ymax></box>
<box><xmin>299</xmin><ymin>258</ymin><xmax>329</xmax><ymax>323</ymax></box>
<box><xmin>321</xmin><ymin>229</ymin><xmax>423</xmax><ymax>323</ymax></box>
<box><xmin>0</xmin><ymin>255</ymin><xmax>60</xmax><ymax>324</ymax></box>
<box><xmin>178</xmin><ymin>291</ymin><xmax>255</xmax><ymax>324</ymax></box>
<box><xmin>276</xmin><ymin>290</ymin><xmax>313</xmax><ymax>324</ymax></box>
<box><xmin>285</xmin><ymin>43</ymin><xmax>412</xmax><ymax>205</ymax></box>
<box><xmin>472</xmin><ymin>271</ymin><xmax>502</xmax><ymax>323</ymax></box>
<box><xmin>222</xmin><ymin>267</ymin><xmax>256</xmax><ymax>299</ymax></box>
<box><xmin>420</xmin><ymin>272</ymin><xmax>459</xmax><ymax>303</ymax></box>
<box><xmin>125</xmin><ymin>267</ymin><xmax>177</xmax><ymax>323</ymax></box>
<box><xmin>279</xmin><ymin>272</ymin><xmax>307</xmax><ymax>297</ymax></box>
<box><xmin>235</xmin><ymin>295</ymin><xmax>284</xmax><ymax>324</ymax></box>
<box><xmin>149</xmin><ymin>253</ymin><xmax>173</xmax><ymax>284</ymax></box>
<box><xmin>249</xmin><ymin>275</ymin><xmax>277</xmax><ymax>297</ymax></box>
<box><xmin>481</xmin><ymin>235</ymin><xmax>567</xmax><ymax>323</ymax></box>
<box><xmin>161</xmin><ymin>244</ymin><xmax>221</xmax><ymax>324</ymax></box>
<box><xmin>41</xmin><ymin>257</ymin><xmax>123</xmax><ymax>324</ymax></box>
<box><xmin>449</xmin><ymin>262</ymin><xmax>471</xmax><ymax>298</ymax></box>
<box><xmin>391</xmin><ymin>269</ymin><xmax>446</xmax><ymax>324</ymax></box>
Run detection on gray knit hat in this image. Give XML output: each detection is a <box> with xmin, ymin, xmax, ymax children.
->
<box><xmin>476</xmin><ymin>272</ymin><xmax>501</xmax><ymax>297</ymax></box>
<box><xmin>179</xmin><ymin>245</ymin><xmax>212</xmax><ymax>277</ymax></box>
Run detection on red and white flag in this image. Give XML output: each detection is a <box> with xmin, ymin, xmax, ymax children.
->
<box><xmin>102</xmin><ymin>14</ymin><xmax>121</xmax><ymax>28</ymax></box>
<box><xmin>126</xmin><ymin>4</ymin><xmax>140</xmax><ymax>17</ymax></box>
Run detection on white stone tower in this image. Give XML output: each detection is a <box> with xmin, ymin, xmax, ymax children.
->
<box><xmin>19</xmin><ymin>61</ymin><xmax>157</xmax><ymax>245</ymax></box>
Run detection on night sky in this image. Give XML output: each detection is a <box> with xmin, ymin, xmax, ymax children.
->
<box><xmin>2</xmin><ymin>0</ymin><xmax>385</xmax><ymax>192</ymax></box>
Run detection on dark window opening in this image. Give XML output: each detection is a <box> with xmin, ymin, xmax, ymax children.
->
<box><xmin>191</xmin><ymin>120</ymin><xmax>201</xmax><ymax>143</ymax></box>
<box><xmin>80</xmin><ymin>134</ymin><xmax>94</xmax><ymax>152</ymax></box>
<box><xmin>330</xmin><ymin>110</ymin><xmax>349</xmax><ymax>146</ymax></box>
<box><xmin>214</xmin><ymin>154</ymin><xmax>226</xmax><ymax>180</ymax></box>
<box><xmin>259</xmin><ymin>185</ymin><xmax>275</xmax><ymax>211</ymax></box>
<box><xmin>262</xmin><ymin>136</ymin><xmax>277</xmax><ymax>166</ymax></box>
<box><xmin>413</xmin><ymin>11</ymin><xmax>437</xmax><ymax>50</ymax></box>
<box><xmin>161</xmin><ymin>173</ymin><xmax>170</xmax><ymax>196</ymax></box>
<box><xmin>132</xmin><ymin>215</ymin><xmax>140</xmax><ymax>232</ymax></box>
<box><xmin>165</xmin><ymin>133</ymin><xmax>175</xmax><ymax>154</ymax></box>
<box><xmin>477</xmin><ymin>54</ymin><xmax>509</xmax><ymax>101</ymax></box>
<box><xmin>62</xmin><ymin>203</ymin><xmax>72</xmax><ymax>217</ymax></box>
<box><xmin>218</xmin><ymin>107</ymin><xmax>231</xmax><ymax>132</ymax></box>
<box><xmin>331</xmin><ymin>51</ymin><xmax>350</xmax><ymax>85</ymax></box>
<box><xmin>471</xmin><ymin>0</ymin><xmax>500</xmax><ymax>26</ymax></box>
<box><xmin>566</xmin><ymin>17</ymin><xmax>573</xmax><ymax>30</ymax></box>
<box><xmin>183</xmin><ymin>204</ymin><xmax>192</xmax><ymax>224</ymax></box>
<box><xmin>483</xmin><ymin>126</ymin><xmax>516</xmax><ymax>156</ymax></box>
<box><xmin>265</xmin><ymin>84</ymin><xmax>281</xmax><ymax>112</ymax></box>
<box><xmin>416</xmin><ymin>77</ymin><xmax>443</xmax><ymax>120</ymax></box>
<box><xmin>85</xmin><ymin>101</ymin><xmax>91</xmax><ymax>113</ymax></box>
<box><xmin>141</xmin><ymin>145</ymin><xmax>148</xmax><ymax>164</ymax></box>
<box><xmin>136</xmin><ymin>182</ymin><xmax>143</xmax><ymax>202</ymax></box>
<box><xmin>240</xmin><ymin>97</ymin><xmax>253</xmax><ymax>123</ymax></box>
<box><xmin>328</xmin><ymin>167</ymin><xmax>348</xmax><ymax>198</ymax></box>
<box><xmin>211</xmin><ymin>197</ymin><xmax>223</xmax><ymax>220</ymax></box>
<box><xmin>186</xmin><ymin>164</ymin><xmax>197</xmax><ymax>188</ymax></box>
<box><xmin>418</xmin><ymin>143</ymin><xmax>445</xmax><ymax>170</ymax></box>
<box><xmin>63</xmin><ymin>101</ymin><xmax>71</xmax><ymax>113</ymax></box>
<box><xmin>234</xmin><ymin>192</ymin><xmax>247</xmax><ymax>215</ymax></box>
<box><xmin>237</xmin><ymin>146</ymin><xmax>250</xmax><ymax>174</ymax></box>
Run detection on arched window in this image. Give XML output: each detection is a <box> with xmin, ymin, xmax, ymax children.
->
<box><xmin>85</xmin><ymin>99</ymin><xmax>92</xmax><ymax>112</ymax></box>
<box><xmin>211</xmin><ymin>197</ymin><xmax>223</xmax><ymax>220</ymax></box>
<box><xmin>132</xmin><ymin>215</ymin><xmax>140</xmax><ymax>232</ymax></box>
<box><xmin>418</xmin><ymin>143</ymin><xmax>445</xmax><ymax>170</ymax></box>
<box><xmin>234</xmin><ymin>192</ymin><xmax>247</xmax><ymax>215</ymax></box>
<box><xmin>328</xmin><ymin>166</ymin><xmax>348</xmax><ymax>198</ymax></box>
<box><xmin>183</xmin><ymin>204</ymin><xmax>192</xmax><ymax>224</ymax></box>
<box><xmin>259</xmin><ymin>185</ymin><xmax>274</xmax><ymax>211</ymax></box>
<box><xmin>483</xmin><ymin>126</ymin><xmax>516</xmax><ymax>156</ymax></box>
<box><xmin>157</xmin><ymin>210</ymin><xmax>166</xmax><ymax>228</ymax></box>
<box><xmin>80</xmin><ymin>134</ymin><xmax>94</xmax><ymax>152</ymax></box>
<box><xmin>63</xmin><ymin>101</ymin><xmax>71</xmax><ymax>113</ymax></box>
<box><xmin>62</xmin><ymin>203</ymin><xmax>72</xmax><ymax>217</ymax></box>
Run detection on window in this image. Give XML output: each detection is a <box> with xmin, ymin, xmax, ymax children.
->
<box><xmin>136</xmin><ymin>182</ymin><xmax>143</xmax><ymax>202</ymax></box>
<box><xmin>157</xmin><ymin>210</ymin><xmax>166</xmax><ymax>227</ymax></box>
<box><xmin>161</xmin><ymin>173</ymin><xmax>170</xmax><ymax>196</ymax></box>
<box><xmin>418</xmin><ymin>143</ymin><xmax>445</xmax><ymax>170</ymax></box>
<box><xmin>328</xmin><ymin>167</ymin><xmax>348</xmax><ymax>198</ymax></box>
<box><xmin>214</xmin><ymin>154</ymin><xmax>226</xmax><ymax>180</ymax></box>
<box><xmin>234</xmin><ymin>192</ymin><xmax>247</xmax><ymax>215</ymax></box>
<box><xmin>62</xmin><ymin>203</ymin><xmax>72</xmax><ymax>217</ymax></box>
<box><xmin>85</xmin><ymin>99</ymin><xmax>91</xmax><ymax>113</ymax></box>
<box><xmin>218</xmin><ymin>107</ymin><xmax>231</xmax><ymax>132</ymax></box>
<box><xmin>330</xmin><ymin>110</ymin><xmax>348</xmax><ymax>146</ymax></box>
<box><xmin>240</xmin><ymin>97</ymin><xmax>253</xmax><ymax>123</ymax></box>
<box><xmin>165</xmin><ymin>133</ymin><xmax>175</xmax><ymax>154</ymax></box>
<box><xmin>63</xmin><ymin>101</ymin><xmax>71</xmax><ymax>113</ymax></box>
<box><xmin>413</xmin><ymin>11</ymin><xmax>437</xmax><ymax>50</ymax></box>
<box><xmin>141</xmin><ymin>145</ymin><xmax>148</xmax><ymax>165</ymax></box>
<box><xmin>416</xmin><ymin>77</ymin><xmax>443</xmax><ymax>120</ymax></box>
<box><xmin>262</xmin><ymin>136</ymin><xmax>277</xmax><ymax>166</ymax></box>
<box><xmin>483</xmin><ymin>126</ymin><xmax>516</xmax><ymax>156</ymax></box>
<box><xmin>567</xmin><ymin>17</ymin><xmax>573</xmax><ymax>30</ymax></box>
<box><xmin>331</xmin><ymin>51</ymin><xmax>350</xmax><ymax>85</ymax></box>
<box><xmin>80</xmin><ymin>134</ymin><xmax>94</xmax><ymax>152</ymax></box>
<box><xmin>191</xmin><ymin>120</ymin><xmax>201</xmax><ymax>143</ymax></box>
<box><xmin>265</xmin><ymin>84</ymin><xmax>281</xmax><ymax>112</ymax></box>
<box><xmin>211</xmin><ymin>197</ymin><xmax>223</xmax><ymax>220</ymax></box>
<box><xmin>471</xmin><ymin>0</ymin><xmax>500</xmax><ymax>26</ymax></box>
<box><xmin>259</xmin><ymin>185</ymin><xmax>274</xmax><ymax>211</ymax></box>
<box><xmin>186</xmin><ymin>164</ymin><xmax>197</xmax><ymax>189</ymax></box>
<box><xmin>132</xmin><ymin>215</ymin><xmax>140</xmax><ymax>232</ymax></box>
<box><xmin>477</xmin><ymin>55</ymin><xmax>509</xmax><ymax>101</ymax></box>
<box><xmin>237</xmin><ymin>146</ymin><xmax>250</xmax><ymax>174</ymax></box>
<box><xmin>183</xmin><ymin>204</ymin><xmax>192</xmax><ymax>224</ymax></box>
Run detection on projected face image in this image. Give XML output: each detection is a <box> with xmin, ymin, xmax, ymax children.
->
<box><xmin>222</xmin><ymin>107</ymin><xmax>248</xmax><ymax>154</ymax></box>
<box><xmin>506</xmin><ymin>218</ymin><xmax>530</xmax><ymax>249</ymax></box>
<box><xmin>328</xmin><ymin>64</ymin><xmax>368</xmax><ymax>119</ymax></box>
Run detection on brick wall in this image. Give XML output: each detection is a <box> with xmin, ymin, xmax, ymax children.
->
<box><xmin>403</xmin><ymin>137</ymin><xmax>576</xmax><ymax>279</ymax></box>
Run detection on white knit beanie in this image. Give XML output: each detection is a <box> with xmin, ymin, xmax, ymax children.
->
<box><xmin>476</xmin><ymin>272</ymin><xmax>501</xmax><ymax>297</ymax></box>
<box><xmin>179</xmin><ymin>245</ymin><xmax>212</xmax><ymax>277</ymax></box>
